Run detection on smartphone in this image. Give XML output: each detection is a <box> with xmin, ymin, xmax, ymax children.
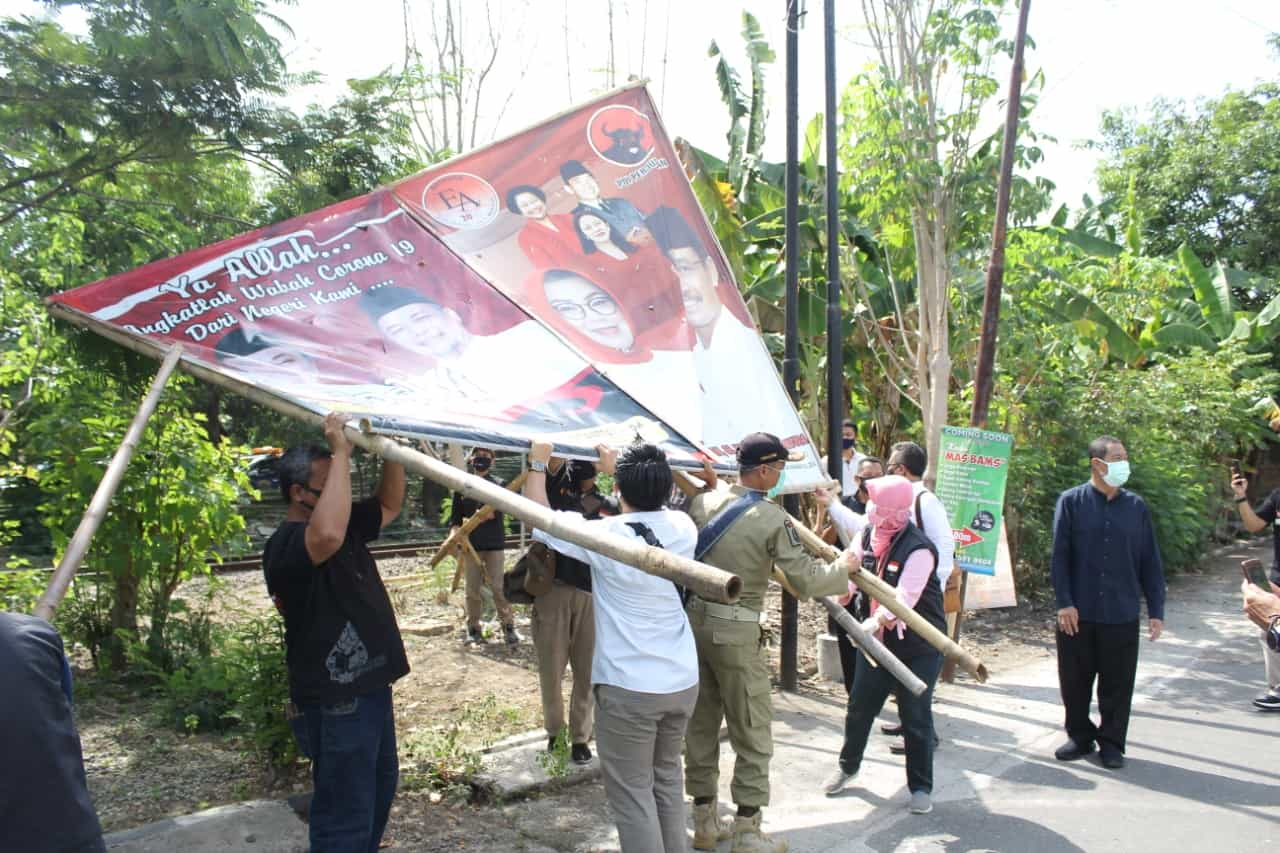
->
<box><xmin>1229</xmin><ymin>460</ymin><xmax>1242</xmax><ymax>479</ymax></box>
<box><xmin>1242</xmin><ymin>558</ymin><xmax>1271</xmax><ymax>588</ymax></box>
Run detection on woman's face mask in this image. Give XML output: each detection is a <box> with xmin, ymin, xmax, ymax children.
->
<box><xmin>472</xmin><ymin>456</ymin><xmax>492</xmax><ymax>472</ymax></box>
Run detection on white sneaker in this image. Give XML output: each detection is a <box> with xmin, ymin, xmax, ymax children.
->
<box><xmin>821</xmin><ymin>767</ymin><xmax>856</xmax><ymax>796</ymax></box>
<box><xmin>909</xmin><ymin>790</ymin><xmax>933</xmax><ymax>814</ymax></box>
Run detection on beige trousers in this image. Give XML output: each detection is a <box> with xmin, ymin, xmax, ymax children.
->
<box><xmin>463</xmin><ymin>549</ymin><xmax>511</xmax><ymax>628</ymax></box>
<box><xmin>531</xmin><ymin>582</ymin><xmax>595</xmax><ymax>743</ymax></box>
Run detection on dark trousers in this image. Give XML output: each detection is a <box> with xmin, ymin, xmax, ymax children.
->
<box><xmin>1056</xmin><ymin>620</ymin><xmax>1140</xmax><ymax>752</ymax></box>
<box><xmin>838</xmin><ymin>649</ymin><xmax>943</xmax><ymax>794</ymax></box>
<box><xmin>299</xmin><ymin>686</ymin><xmax>399</xmax><ymax>853</ymax></box>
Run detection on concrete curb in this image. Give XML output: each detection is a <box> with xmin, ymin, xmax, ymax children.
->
<box><xmin>104</xmin><ymin>800</ymin><xmax>306</xmax><ymax>852</ymax></box>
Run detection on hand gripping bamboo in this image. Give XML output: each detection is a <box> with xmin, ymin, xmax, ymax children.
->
<box><xmin>792</xmin><ymin>517</ymin><xmax>989</xmax><ymax>683</ymax></box>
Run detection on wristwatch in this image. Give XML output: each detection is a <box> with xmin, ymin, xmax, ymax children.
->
<box><xmin>1235</xmin><ymin>496</ymin><xmax>1249</xmax><ymax>504</ymax></box>
<box><xmin>529</xmin><ymin>460</ymin><xmax>548</xmax><ymax>473</ymax></box>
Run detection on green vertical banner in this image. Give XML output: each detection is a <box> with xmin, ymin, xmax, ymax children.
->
<box><xmin>935</xmin><ymin>426</ymin><xmax>1014</xmax><ymax>576</ymax></box>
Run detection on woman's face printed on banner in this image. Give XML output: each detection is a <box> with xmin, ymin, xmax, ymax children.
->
<box><xmin>577</xmin><ymin>212</ymin><xmax>613</xmax><ymax>247</ymax></box>
<box><xmin>375</xmin><ymin>300</ymin><xmax>471</xmax><ymax>360</ymax></box>
<box><xmin>513</xmin><ymin>190</ymin><xmax>548</xmax><ymax>220</ymax></box>
<box><xmin>543</xmin><ymin>272</ymin><xmax>635</xmax><ymax>352</ymax></box>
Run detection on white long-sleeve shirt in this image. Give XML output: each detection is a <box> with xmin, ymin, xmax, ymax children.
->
<box><xmin>911</xmin><ymin>481</ymin><xmax>955</xmax><ymax>584</ymax></box>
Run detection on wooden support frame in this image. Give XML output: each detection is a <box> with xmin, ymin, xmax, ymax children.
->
<box><xmin>33</xmin><ymin>345</ymin><xmax>185</xmax><ymax>621</ymax></box>
<box><xmin>45</xmin><ymin>304</ymin><xmax>742</xmax><ymax>604</ymax></box>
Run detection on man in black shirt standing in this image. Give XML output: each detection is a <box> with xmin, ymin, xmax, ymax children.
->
<box><xmin>449</xmin><ymin>447</ymin><xmax>518</xmax><ymax>645</ymax></box>
<box><xmin>1229</xmin><ymin>469</ymin><xmax>1280</xmax><ymax>711</ymax></box>
<box><xmin>1051</xmin><ymin>435</ymin><xmax>1165</xmax><ymax>770</ymax></box>
<box><xmin>263</xmin><ymin>412</ymin><xmax>408</xmax><ymax>853</ymax></box>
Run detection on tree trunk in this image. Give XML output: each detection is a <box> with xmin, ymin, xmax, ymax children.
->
<box><xmin>109</xmin><ymin>553</ymin><xmax>139</xmax><ymax>671</ymax></box>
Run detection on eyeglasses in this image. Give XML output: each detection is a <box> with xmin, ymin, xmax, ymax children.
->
<box><xmin>551</xmin><ymin>293</ymin><xmax>620</xmax><ymax>322</ymax></box>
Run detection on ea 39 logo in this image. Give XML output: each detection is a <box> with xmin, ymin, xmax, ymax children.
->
<box><xmin>421</xmin><ymin>172</ymin><xmax>499</xmax><ymax>230</ymax></box>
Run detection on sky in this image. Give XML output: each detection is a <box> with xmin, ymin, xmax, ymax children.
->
<box><xmin>6</xmin><ymin>0</ymin><xmax>1280</xmax><ymax>212</ymax></box>
<box><xmin>269</xmin><ymin>0</ymin><xmax>1280</xmax><ymax>212</ymax></box>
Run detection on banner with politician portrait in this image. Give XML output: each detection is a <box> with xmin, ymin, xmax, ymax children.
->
<box><xmin>389</xmin><ymin>83</ymin><xmax>825</xmax><ymax>489</ymax></box>
<box><xmin>46</xmin><ymin>190</ymin><xmax>708</xmax><ymax>464</ymax></box>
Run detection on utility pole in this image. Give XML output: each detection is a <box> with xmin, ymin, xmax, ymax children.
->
<box><xmin>942</xmin><ymin>0</ymin><xmax>1032</xmax><ymax>683</ymax></box>
<box><xmin>823</xmin><ymin>0</ymin><xmax>843</xmax><ymax>485</ymax></box>
<box><xmin>780</xmin><ymin>0</ymin><xmax>804</xmax><ymax>692</ymax></box>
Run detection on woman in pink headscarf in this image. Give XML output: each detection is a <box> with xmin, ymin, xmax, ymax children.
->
<box><xmin>818</xmin><ymin>475</ymin><xmax>947</xmax><ymax>816</ymax></box>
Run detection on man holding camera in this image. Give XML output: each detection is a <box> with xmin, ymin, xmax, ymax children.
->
<box><xmin>1230</xmin><ymin>469</ymin><xmax>1280</xmax><ymax>711</ymax></box>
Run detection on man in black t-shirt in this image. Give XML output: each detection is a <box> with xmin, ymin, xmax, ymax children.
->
<box><xmin>263</xmin><ymin>412</ymin><xmax>408</xmax><ymax>852</ymax></box>
<box><xmin>0</xmin><ymin>613</ymin><xmax>105</xmax><ymax>853</ymax></box>
<box><xmin>450</xmin><ymin>447</ymin><xmax>518</xmax><ymax>645</ymax></box>
<box><xmin>1230</xmin><ymin>471</ymin><xmax>1280</xmax><ymax>711</ymax></box>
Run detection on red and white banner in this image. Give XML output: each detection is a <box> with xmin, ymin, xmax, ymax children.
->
<box><xmin>391</xmin><ymin>84</ymin><xmax>823</xmax><ymax>487</ymax></box>
<box><xmin>48</xmin><ymin>84</ymin><xmax>822</xmax><ymax>483</ymax></box>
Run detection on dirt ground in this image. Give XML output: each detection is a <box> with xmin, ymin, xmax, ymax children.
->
<box><xmin>79</xmin><ymin>552</ymin><xmax>1056</xmax><ymax>838</ymax></box>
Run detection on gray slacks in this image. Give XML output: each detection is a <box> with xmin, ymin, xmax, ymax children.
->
<box><xmin>594</xmin><ymin>682</ymin><xmax>699</xmax><ymax>853</ymax></box>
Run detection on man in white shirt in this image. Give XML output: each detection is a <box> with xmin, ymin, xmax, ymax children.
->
<box><xmin>820</xmin><ymin>420</ymin><xmax>868</xmax><ymax>507</ymax></box>
<box><xmin>524</xmin><ymin>440</ymin><xmax>699</xmax><ymax>853</ymax></box>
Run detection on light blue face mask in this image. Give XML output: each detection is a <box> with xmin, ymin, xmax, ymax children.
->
<box><xmin>1101</xmin><ymin>459</ymin><xmax>1130</xmax><ymax>488</ymax></box>
<box><xmin>766</xmin><ymin>467</ymin><xmax>788</xmax><ymax>499</ymax></box>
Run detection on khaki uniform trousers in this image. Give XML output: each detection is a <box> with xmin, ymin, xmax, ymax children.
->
<box><xmin>531</xmin><ymin>582</ymin><xmax>595</xmax><ymax>744</ymax></box>
<box><xmin>683</xmin><ymin>606</ymin><xmax>773</xmax><ymax>808</ymax></box>
<box><xmin>463</xmin><ymin>549</ymin><xmax>511</xmax><ymax>628</ymax></box>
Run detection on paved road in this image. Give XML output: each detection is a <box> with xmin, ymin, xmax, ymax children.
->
<box><xmin>108</xmin><ymin>541</ymin><xmax>1280</xmax><ymax>852</ymax></box>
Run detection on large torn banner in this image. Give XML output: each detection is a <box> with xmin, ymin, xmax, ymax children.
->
<box><xmin>48</xmin><ymin>83</ymin><xmax>820</xmax><ymax>481</ymax></box>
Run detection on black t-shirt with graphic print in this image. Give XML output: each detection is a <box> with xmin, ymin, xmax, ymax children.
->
<box><xmin>263</xmin><ymin>498</ymin><xmax>409</xmax><ymax>704</ymax></box>
<box><xmin>1252</xmin><ymin>488</ymin><xmax>1280</xmax><ymax>586</ymax></box>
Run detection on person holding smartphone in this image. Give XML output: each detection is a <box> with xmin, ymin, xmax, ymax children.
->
<box><xmin>1229</xmin><ymin>466</ymin><xmax>1280</xmax><ymax>712</ymax></box>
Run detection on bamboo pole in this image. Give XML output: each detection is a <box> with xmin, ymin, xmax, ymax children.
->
<box><xmin>436</xmin><ymin>472</ymin><xmax>529</xmax><ymax>591</ymax></box>
<box><xmin>33</xmin><ymin>345</ymin><xmax>185</xmax><ymax>621</ymax></box>
<box><xmin>672</xmin><ymin>473</ymin><xmax>924</xmax><ymax>694</ymax></box>
<box><xmin>790</xmin><ymin>517</ymin><xmax>989</xmax><ymax>683</ymax></box>
<box><xmin>44</xmin><ymin>305</ymin><xmax>743</xmax><ymax>604</ymax></box>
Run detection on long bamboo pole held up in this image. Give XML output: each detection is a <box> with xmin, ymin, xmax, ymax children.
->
<box><xmin>33</xmin><ymin>345</ymin><xmax>185</xmax><ymax>622</ymax></box>
<box><xmin>45</xmin><ymin>304</ymin><xmax>743</xmax><ymax>605</ymax></box>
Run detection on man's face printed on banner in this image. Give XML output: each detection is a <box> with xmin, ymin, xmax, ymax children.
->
<box><xmin>668</xmin><ymin>246</ymin><xmax>723</xmax><ymax>329</ymax></box>
<box><xmin>375</xmin><ymin>300</ymin><xmax>471</xmax><ymax>361</ymax></box>
<box><xmin>543</xmin><ymin>272</ymin><xmax>635</xmax><ymax>352</ymax></box>
<box><xmin>223</xmin><ymin>344</ymin><xmax>318</xmax><ymax>383</ymax></box>
<box><xmin>513</xmin><ymin>190</ymin><xmax>548</xmax><ymax>220</ymax></box>
<box><xmin>566</xmin><ymin>172</ymin><xmax>602</xmax><ymax>204</ymax></box>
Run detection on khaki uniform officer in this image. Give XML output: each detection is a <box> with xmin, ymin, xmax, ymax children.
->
<box><xmin>685</xmin><ymin>433</ymin><xmax>852</xmax><ymax>853</ymax></box>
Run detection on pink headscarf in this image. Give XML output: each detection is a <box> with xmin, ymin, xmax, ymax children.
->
<box><xmin>865</xmin><ymin>475</ymin><xmax>915</xmax><ymax>558</ymax></box>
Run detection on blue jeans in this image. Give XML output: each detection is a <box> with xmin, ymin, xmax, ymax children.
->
<box><xmin>299</xmin><ymin>686</ymin><xmax>399</xmax><ymax>853</ymax></box>
<box><xmin>838</xmin><ymin>650</ymin><xmax>943</xmax><ymax>794</ymax></box>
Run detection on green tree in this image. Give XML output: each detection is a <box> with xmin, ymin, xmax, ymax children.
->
<box><xmin>30</xmin><ymin>376</ymin><xmax>251</xmax><ymax>669</ymax></box>
<box><xmin>0</xmin><ymin>0</ymin><xmax>292</xmax><ymax>227</ymax></box>
<box><xmin>1096</xmin><ymin>77</ymin><xmax>1280</xmax><ymax>283</ymax></box>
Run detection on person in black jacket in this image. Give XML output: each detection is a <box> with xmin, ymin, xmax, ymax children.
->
<box><xmin>0</xmin><ymin>612</ymin><xmax>105</xmax><ymax>853</ymax></box>
<box><xmin>450</xmin><ymin>447</ymin><xmax>518</xmax><ymax>646</ymax></box>
<box><xmin>820</xmin><ymin>475</ymin><xmax>945</xmax><ymax>816</ymax></box>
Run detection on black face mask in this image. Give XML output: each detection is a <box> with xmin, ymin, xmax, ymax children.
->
<box><xmin>472</xmin><ymin>457</ymin><xmax>492</xmax><ymax>472</ymax></box>
<box><xmin>842</xmin><ymin>437</ymin><xmax>855</xmax><ymax>450</ymax></box>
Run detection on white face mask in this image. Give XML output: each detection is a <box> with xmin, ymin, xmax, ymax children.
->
<box><xmin>1100</xmin><ymin>459</ymin><xmax>1130</xmax><ymax>488</ymax></box>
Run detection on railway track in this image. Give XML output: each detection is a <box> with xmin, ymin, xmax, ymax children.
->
<box><xmin>213</xmin><ymin>533</ymin><xmax>528</xmax><ymax>573</ymax></box>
